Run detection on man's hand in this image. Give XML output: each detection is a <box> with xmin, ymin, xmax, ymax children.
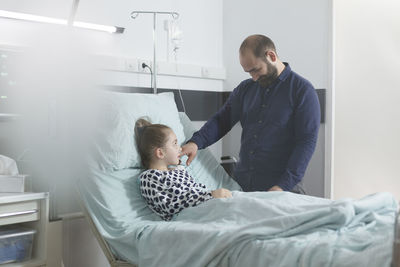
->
<box><xmin>268</xmin><ymin>185</ymin><xmax>283</xmax><ymax>191</ymax></box>
<box><xmin>211</xmin><ymin>188</ymin><xmax>232</xmax><ymax>198</ymax></box>
<box><xmin>180</xmin><ymin>142</ymin><xmax>198</xmax><ymax>166</ymax></box>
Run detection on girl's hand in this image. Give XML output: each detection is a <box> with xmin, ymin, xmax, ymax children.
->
<box><xmin>211</xmin><ymin>188</ymin><xmax>232</xmax><ymax>198</ymax></box>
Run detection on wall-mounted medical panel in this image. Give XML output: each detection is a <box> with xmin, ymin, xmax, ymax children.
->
<box><xmin>105</xmin><ymin>86</ymin><xmax>326</xmax><ymax>123</ymax></box>
<box><xmin>95</xmin><ymin>54</ymin><xmax>226</xmax><ymax>80</ymax></box>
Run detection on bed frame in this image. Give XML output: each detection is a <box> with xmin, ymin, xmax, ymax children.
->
<box><xmin>76</xmin><ymin>190</ymin><xmax>137</xmax><ymax>267</ymax></box>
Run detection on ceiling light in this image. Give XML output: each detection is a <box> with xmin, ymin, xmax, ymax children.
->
<box><xmin>0</xmin><ymin>10</ymin><xmax>124</xmax><ymax>34</ymax></box>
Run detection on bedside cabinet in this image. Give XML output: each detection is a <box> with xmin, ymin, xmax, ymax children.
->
<box><xmin>0</xmin><ymin>192</ymin><xmax>49</xmax><ymax>266</ymax></box>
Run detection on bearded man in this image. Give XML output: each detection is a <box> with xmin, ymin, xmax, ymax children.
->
<box><xmin>181</xmin><ymin>34</ymin><xmax>321</xmax><ymax>193</ymax></box>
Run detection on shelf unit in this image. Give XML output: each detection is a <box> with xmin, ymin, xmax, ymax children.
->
<box><xmin>0</xmin><ymin>192</ymin><xmax>49</xmax><ymax>267</ymax></box>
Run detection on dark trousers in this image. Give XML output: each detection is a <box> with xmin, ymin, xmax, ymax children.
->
<box><xmin>290</xmin><ymin>182</ymin><xmax>306</xmax><ymax>194</ymax></box>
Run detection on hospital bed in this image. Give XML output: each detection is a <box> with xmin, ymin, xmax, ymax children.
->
<box><xmin>77</xmin><ymin>91</ymin><xmax>400</xmax><ymax>267</ymax></box>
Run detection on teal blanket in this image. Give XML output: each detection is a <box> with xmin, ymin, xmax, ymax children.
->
<box><xmin>135</xmin><ymin>191</ymin><xmax>397</xmax><ymax>267</ymax></box>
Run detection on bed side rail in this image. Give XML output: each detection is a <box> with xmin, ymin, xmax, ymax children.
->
<box><xmin>75</xmin><ymin>185</ymin><xmax>138</xmax><ymax>267</ymax></box>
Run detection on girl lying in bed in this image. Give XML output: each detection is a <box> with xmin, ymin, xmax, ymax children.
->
<box><xmin>135</xmin><ymin>118</ymin><xmax>232</xmax><ymax>221</ymax></box>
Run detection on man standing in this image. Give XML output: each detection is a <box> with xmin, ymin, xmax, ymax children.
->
<box><xmin>181</xmin><ymin>34</ymin><xmax>320</xmax><ymax>192</ymax></box>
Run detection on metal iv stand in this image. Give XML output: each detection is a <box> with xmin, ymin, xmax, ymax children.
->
<box><xmin>131</xmin><ymin>11</ymin><xmax>180</xmax><ymax>94</ymax></box>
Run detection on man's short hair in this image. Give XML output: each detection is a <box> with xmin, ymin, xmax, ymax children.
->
<box><xmin>239</xmin><ymin>34</ymin><xmax>277</xmax><ymax>58</ymax></box>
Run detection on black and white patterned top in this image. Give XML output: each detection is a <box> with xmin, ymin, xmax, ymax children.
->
<box><xmin>139</xmin><ymin>166</ymin><xmax>213</xmax><ymax>221</ymax></box>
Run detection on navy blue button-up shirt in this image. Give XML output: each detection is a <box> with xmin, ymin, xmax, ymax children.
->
<box><xmin>189</xmin><ymin>63</ymin><xmax>320</xmax><ymax>191</ymax></box>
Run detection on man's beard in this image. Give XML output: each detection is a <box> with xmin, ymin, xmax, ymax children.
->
<box><xmin>257</xmin><ymin>60</ymin><xmax>278</xmax><ymax>88</ymax></box>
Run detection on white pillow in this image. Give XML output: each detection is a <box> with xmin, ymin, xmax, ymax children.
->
<box><xmin>94</xmin><ymin>92</ymin><xmax>185</xmax><ymax>171</ymax></box>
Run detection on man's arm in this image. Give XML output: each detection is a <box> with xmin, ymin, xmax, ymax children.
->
<box><xmin>276</xmin><ymin>86</ymin><xmax>321</xmax><ymax>191</ymax></box>
<box><xmin>188</xmin><ymin>85</ymin><xmax>243</xmax><ymax>149</ymax></box>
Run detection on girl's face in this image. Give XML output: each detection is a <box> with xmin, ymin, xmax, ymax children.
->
<box><xmin>162</xmin><ymin>130</ymin><xmax>182</xmax><ymax>165</ymax></box>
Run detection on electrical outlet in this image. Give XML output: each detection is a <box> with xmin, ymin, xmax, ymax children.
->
<box><xmin>201</xmin><ymin>67</ymin><xmax>209</xmax><ymax>78</ymax></box>
<box><xmin>125</xmin><ymin>58</ymin><xmax>138</xmax><ymax>72</ymax></box>
<box><xmin>138</xmin><ymin>60</ymin><xmax>152</xmax><ymax>73</ymax></box>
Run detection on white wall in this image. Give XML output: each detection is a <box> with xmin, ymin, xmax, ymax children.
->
<box><xmin>0</xmin><ymin>0</ymin><xmax>223</xmax><ymax>66</ymax></box>
<box><xmin>222</xmin><ymin>0</ymin><xmax>330</xmax><ymax>90</ymax></box>
<box><xmin>0</xmin><ymin>0</ymin><xmax>224</xmax><ymax>90</ymax></box>
<box><xmin>222</xmin><ymin>0</ymin><xmax>330</xmax><ymax>197</ymax></box>
<box><xmin>333</xmin><ymin>0</ymin><xmax>400</xmax><ymax>200</ymax></box>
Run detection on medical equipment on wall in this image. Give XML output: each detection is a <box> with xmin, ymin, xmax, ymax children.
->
<box><xmin>130</xmin><ymin>11</ymin><xmax>180</xmax><ymax>94</ymax></box>
<box><xmin>162</xmin><ymin>19</ymin><xmax>186</xmax><ymax>113</ymax></box>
